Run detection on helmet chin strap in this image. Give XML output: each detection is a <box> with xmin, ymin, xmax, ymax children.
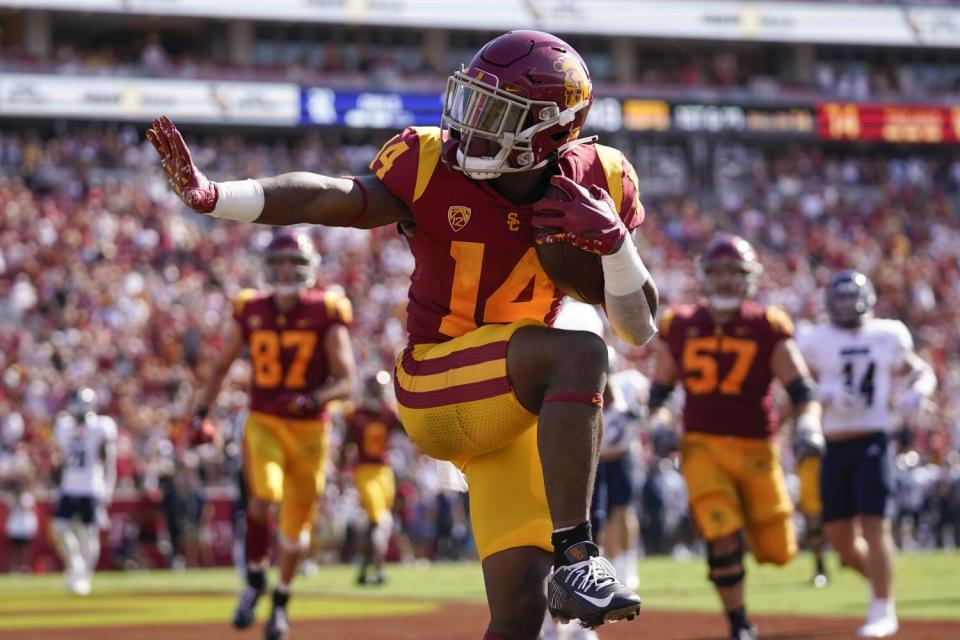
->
<box><xmin>457</xmin><ymin>145</ymin><xmax>510</xmax><ymax>180</ymax></box>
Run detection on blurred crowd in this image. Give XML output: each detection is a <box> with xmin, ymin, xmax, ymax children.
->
<box><xmin>2</xmin><ymin>28</ymin><xmax>959</xmax><ymax>101</ymax></box>
<box><xmin>1</xmin><ymin>123</ymin><xmax>959</xmax><ymax>572</ymax></box>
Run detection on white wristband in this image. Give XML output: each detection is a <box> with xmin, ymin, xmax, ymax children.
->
<box><xmin>211</xmin><ymin>179</ymin><xmax>264</xmax><ymax>222</ymax></box>
<box><xmin>601</xmin><ymin>238</ymin><xmax>651</xmax><ymax>296</ymax></box>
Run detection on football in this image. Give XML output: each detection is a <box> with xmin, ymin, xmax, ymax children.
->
<box><xmin>535</xmin><ymin>183</ymin><xmax>606</xmax><ymax>305</ymax></box>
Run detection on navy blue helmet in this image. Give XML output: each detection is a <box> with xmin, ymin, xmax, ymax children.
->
<box><xmin>66</xmin><ymin>387</ymin><xmax>98</xmax><ymax>418</ymax></box>
<box><xmin>825</xmin><ymin>270</ymin><xmax>876</xmax><ymax>328</ymax></box>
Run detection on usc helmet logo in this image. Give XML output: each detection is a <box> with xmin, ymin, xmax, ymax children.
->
<box><xmin>448</xmin><ymin>206</ymin><xmax>472</xmax><ymax>232</ymax></box>
<box><xmin>552</xmin><ymin>55</ymin><xmax>591</xmax><ymax>109</ymax></box>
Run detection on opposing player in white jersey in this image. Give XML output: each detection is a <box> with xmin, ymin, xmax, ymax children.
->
<box><xmin>797</xmin><ymin>270</ymin><xmax>936</xmax><ymax>638</ymax></box>
<box><xmin>51</xmin><ymin>387</ymin><xmax>117</xmax><ymax>595</ymax></box>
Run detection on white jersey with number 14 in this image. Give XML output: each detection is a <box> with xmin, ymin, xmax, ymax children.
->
<box><xmin>797</xmin><ymin>318</ymin><xmax>912</xmax><ymax>435</ymax></box>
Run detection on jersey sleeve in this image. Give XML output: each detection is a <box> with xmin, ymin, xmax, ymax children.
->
<box><xmin>890</xmin><ymin>320</ymin><xmax>914</xmax><ymax>369</ymax></box>
<box><xmin>368</xmin><ymin>126</ymin><xmax>443</xmax><ymax>208</ymax></box>
<box><xmin>98</xmin><ymin>416</ymin><xmax>118</xmax><ymax>443</ymax></box>
<box><xmin>594</xmin><ymin>146</ymin><xmax>645</xmax><ymax>230</ymax></box>
<box><xmin>53</xmin><ymin>416</ymin><xmax>71</xmax><ymax>451</ymax></box>
<box><xmin>794</xmin><ymin>324</ymin><xmax>819</xmax><ymax>370</ymax></box>
<box><xmin>657</xmin><ymin>308</ymin><xmax>676</xmax><ymax>342</ymax></box>
<box><xmin>764</xmin><ymin>306</ymin><xmax>795</xmax><ymax>342</ymax></box>
<box><xmin>233</xmin><ymin>289</ymin><xmax>259</xmax><ymax>325</ymax></box>
<box><xmin>323</xmin><ymin>290</ymin><xmax>353</xmax><ymax>326</ymax></box>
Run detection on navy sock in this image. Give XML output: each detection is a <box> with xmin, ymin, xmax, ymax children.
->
<box><xmin>247</xmin><ymin>567</ymin><xmax>266</xmax><ymax>592</ymax></box>
<box><xmin>726</xmin><ymin>605</ymin><xmax>751</xmax><ymax>632</ymax></box>
<box><xmin>551</xmin><ymin>521</ymin><xmax>592</xmax><ymax>567</ymax></box>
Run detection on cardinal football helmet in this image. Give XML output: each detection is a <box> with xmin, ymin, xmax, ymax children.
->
<box><xmin>698</xmin><ymin>233</ymin><xmax>762</xmax><ymax>312</ymax></box>
<box><xmin>826</xmin><ymin>269</ymin><xmax>876</xmax><ymax>328</ymax></box>
<box><xmin>442</xmin><ymin>30</ymin><xmax>593</xmax><ymax>180</ymax></box>
<box><xmin>264</xmin><ymin>230</ymin><xmax>319</xmax><ymax>295</ymax></box>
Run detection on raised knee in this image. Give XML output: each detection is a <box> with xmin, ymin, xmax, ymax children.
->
<box><xmin>555</xmin><ymin>331</ymin><xmax>608</xmax><ymax>379</ymax></box>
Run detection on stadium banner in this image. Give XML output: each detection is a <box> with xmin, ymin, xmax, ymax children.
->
<box><xmin>302</xmin><ymin>88</ymin><xmax>442</xmax><ymax>129</ymax></box>
<box><xmin>0</xmin><ymin>73</ymin><xmax>300</xmax><ymax>125</ymax></box>
<box><xmin>3</xmin><ymin>1</ymin><xmax>958</xmax><ymax>48</ymax></box>
<box><xmin>816</xmin><ymin>102</ymin><xmax>960</xmax><ymax>144</ymax></box>
<box><xmin>623</xmin><ymin>100</ymin><xmax>815</xmax><ymax>138</ymax></box>
<box><xmin>301</xmin><ymin>87</ymin><xmax>622</xmax><ymax>132</ymax></box>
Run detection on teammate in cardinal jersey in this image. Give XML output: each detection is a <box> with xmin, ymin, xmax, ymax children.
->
<box><xmin>797</xmin><ymin>270</ymin><xmax>936</xmax><ymax>638</ymax></box>
<box><xmin>51</xmin><ymin>387</ymin><xmax>117</xmax><ymax>595</ymax></box>
<box><xmin>188</xmin><ymin>230</ymin><xmax>356</xmax><ymax>640</ymax></box>
<box><xmin>341</xmin><ymin>372</ymin><xmax>404</xmax><ymax>586</ymax></box>
<box><xmin>646</xmin><ymin>234</ymin><xmax>824</xmax><ymax>640</ymax></box>
<box><xmin>150</xmin><ymin>29</ymin><xmax>658</xmax><ymax>637</ymax></box>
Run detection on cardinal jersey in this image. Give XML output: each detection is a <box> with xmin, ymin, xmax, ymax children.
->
<box><xmin>370</xmin><ymin>126</ymin><xmax>644</xmax><ymax>345</ymax></box>
<box><xmin>659</xmin><ymin>301</ymin><xmax>794</xmax><ymax>440</ymax></box>
<box><xmin>345</xmin><ymin>406</ymin><xmax>402</xmax><ymax>466</ymax></box>
<box><xmin>796</xmin><ymin>318</ymin><xmax>912</xmax><ymax>435</ymax></box>
<box><xmin>54</xmin><ymin>413</ymin><xmax>117</xmax><ymax>499</ymax></box>
<box><xmin>233</xmin><ymin>288</ymin><xmax>352</xmax><ymax>419</ymax></box>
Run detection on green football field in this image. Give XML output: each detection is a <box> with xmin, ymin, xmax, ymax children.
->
<box><xmin>1</xmin><ymin>550</ymin><xmax>958</xmax><ymax>631</ymax></box>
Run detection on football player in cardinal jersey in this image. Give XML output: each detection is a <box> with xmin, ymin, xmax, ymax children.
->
<box><xmin>188</xmin><ymin>230</ymin><xmax>357</xmax><ymax>640</ymax></box>
<box><xmin>341</xmin><ymin>371</ymin><xmax>404</xmax><ymax>586</ymax></box>
<box><xmin>797</xmin><ymin>270</ymin><xmax>936</xmax><ymax>638</ymax></box>
<box><xmin>646</xmin><ymin>233</ymin><xmax>824</xmax><ymax>640</ymax></box>
<box><xmin>51</xmin><ymin>387</ymin><xmax>117</xmax><ymax>595</ymax></box>
<box><xmin>150</xmin><ymin>30</ymin><xmax>657</xmax><ymax>638</ymax></box>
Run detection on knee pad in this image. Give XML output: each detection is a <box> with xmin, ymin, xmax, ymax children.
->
<box><xmin>707</xmin><ymin>536</ymin><xmax>745</xmax><ymax>588</ymax></box>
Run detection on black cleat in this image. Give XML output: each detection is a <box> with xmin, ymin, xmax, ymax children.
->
<box><xmin>547</xmin><ymin>541</ymin><xmax>642</xmax><ymax>629</ymax></box>
<box><xmin>232</xmin><ymin>585</ymin><xmax>263</xmax><ymax>629</ymax></box>
<box><xmin>265</xmin><ymin>605</ymin><xmax>289</xmax><ymax>640</ymax></box>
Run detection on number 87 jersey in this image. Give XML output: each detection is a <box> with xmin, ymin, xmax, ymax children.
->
<box><xmin>796</xmin><ymin>318</ymin><xmax>914</xmax><ymax>435</ymax></box>
<box><xmin>370</xmin><ymin>126</ymin><xmax>644</xmax><ymax>344</ymax></box>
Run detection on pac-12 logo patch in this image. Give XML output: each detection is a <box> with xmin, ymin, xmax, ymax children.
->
<box><xmin>448</xmin><ymin>206</ymin><xmax>472</xmax><ymax>232</ymax></box>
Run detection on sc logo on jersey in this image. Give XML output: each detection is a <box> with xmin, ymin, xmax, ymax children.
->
<box><xmin>448</xmin><ymin>206</ymin><xmax>472</xmax><ymax>232</ymax></box>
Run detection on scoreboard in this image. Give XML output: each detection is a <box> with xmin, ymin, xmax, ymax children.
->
<box><xmin>817</xmin><ymin>102</ymin><xmax>960</xmax><ymax>144</ymax></box>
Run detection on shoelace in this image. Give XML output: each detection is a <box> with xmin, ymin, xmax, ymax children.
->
<box><xmin>564</xmin><ymin>556</ymin><xmax>619</xmax><ymax>592</ymax></box>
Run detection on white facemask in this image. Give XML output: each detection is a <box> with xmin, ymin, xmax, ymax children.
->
<box><xmin>709</xmin><ymin>295</ymin><xmax>742</xmax><ymax>312</ymax></box>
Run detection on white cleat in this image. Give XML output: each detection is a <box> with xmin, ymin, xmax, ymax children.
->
<box><xmin>66</xmin><ymin>572</ymin><xmax>91</xmax><ymax>596</ymax></box>
<box><xmin>857</xmin><ymin>615</ymin><xmax>898</xmax><ymax>637</ymax></box>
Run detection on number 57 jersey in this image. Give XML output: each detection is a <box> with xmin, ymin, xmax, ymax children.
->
<box><xmin>658</xmin><ymin>300</ymin><xmax>795</xmax><ymax>439</ymax></box>
<box><xmin>370</xmin><ymin>126</ymin><xmax>644</xmax><ymax>345</ymax></box>
<box><xmin>796</xmin><ymin>318</ymin><xmax>913</xmax><ymax>435</ymax></box>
